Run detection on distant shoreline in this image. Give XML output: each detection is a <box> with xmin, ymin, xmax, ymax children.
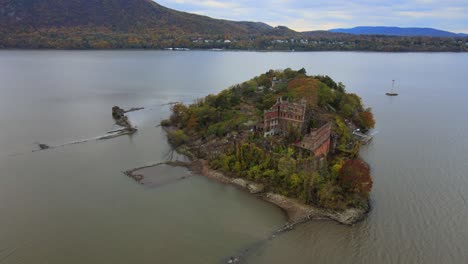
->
<box><xmin>1</xmin><ymin>48</ymin><xmax>467</xmax><ymax>53</ymax></box>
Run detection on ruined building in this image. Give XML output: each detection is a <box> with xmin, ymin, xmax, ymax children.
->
<box><xmin>263</xmin><ymin>98</ymin><xmax>307</xmax><ymax>136</ymax></box>
<box><xmin>264</xmin><ymin>97</ymin><xmax>332</xmax><ymax>157</ymax></box>
<box><xmin>295</xmin><ymin>122</ymin><xmax>332</xmax><ymax>157</ymax></box>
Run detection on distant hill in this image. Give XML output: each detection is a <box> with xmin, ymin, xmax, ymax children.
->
<box><xmin>0</xmin><ymin>1</ymin><xmax>467</xmax><ymax>51</ymax></box>
<box><xmin>329</xmin><ymin>26</ymin><xmax>468</xmax><ymax>37</ymax></box>
<box><xmin>0</xmin><ymin>0</ymin><xmax>297</xmax><ymax>37</ymax></box>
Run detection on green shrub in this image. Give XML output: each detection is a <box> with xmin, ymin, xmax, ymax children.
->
<box><xmin>167</xmin><ymin>130</ymin><xmax>189</xmax><ymax>147</ymax></box>
<box><xmin>160</xmin><ymin>119</ymin><xmax>171</xmax><ymax>127</ymax></box>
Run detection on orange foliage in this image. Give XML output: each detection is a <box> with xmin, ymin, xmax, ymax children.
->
<box><xmin>359</xmin><ymin>110</ymin><xmax>375</xmax><ymax>129</ymax></box>
<box><xmin>338</xmin><ymin>159</ymin><xmax>373</xmax><ymax>196</ymax></box>
<box><xmin>170</xmin><ymin>103</ymin><xmax>189</xmax><ymax>125</ymax></box>
<box><xmin>186</xmin><ymin>114</ymin><xmax>198</xmax><ymax>131</ymax></box>
<box><xmin>127</xmin><ymin>36</ymin><xmax>140</xmax><ymax>45</ymax></box>
<box><xmin>287</xmin><ymin>77</ymin><xmax>318</xmax><ymax>105</ymax></box>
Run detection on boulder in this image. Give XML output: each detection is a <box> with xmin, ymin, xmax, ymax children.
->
<box><xmin>247</xmin><ymin>183</ymin><xmax>265</xmax><ymax>194</ymax></box>
<box><xmin>232</xmin><ymin>178</ymin><xmax>247</xmax><ymax>188</ymax></box>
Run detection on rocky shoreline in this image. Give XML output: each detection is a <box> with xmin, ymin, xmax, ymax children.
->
<box><xmin>191</xmin><ymin>159</ymin><xmax>369</xmax><ymax>226</ymax></box>
<box><xmin>124</xmin><ymin>156</ymin><xmax>369</xmax><ymax>264</ymax></box>
<box><xmin>126</xmin><ymin>156</ymin><xmax>369</xmax><ymax>226</ymax></box>
<box><xmin>156</xmin><ymin>125</ymin><xmax>370</xmax><ymax>226</ymax></box>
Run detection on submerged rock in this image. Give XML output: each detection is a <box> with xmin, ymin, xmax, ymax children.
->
<box><xmin>323</xmin><ymin>202</ymin><xmax>370</xmax><ymax>225</ymax></box>
<box><xmin>112</xmin><ymin>106</ymin><xmax>125</xmax><ymax>119</ymax></box>
<box><xmin>232</xmin><ymin>178</ymin><xmax>248</xmax><ymax>188</ymax></box>
<box><xmin>231</xmin><ymin>178</ymin><xmax>265</xmax><ymax>194</ymax></box>
<box><xmin>38</xmin><ymin>143</ymin><xmax>50</xmax><ymax>150</ymax></box>
<box><xmin>247</xmin><ymin>183</ymin><xmax>264</xmax><ymax>194</ymax></box>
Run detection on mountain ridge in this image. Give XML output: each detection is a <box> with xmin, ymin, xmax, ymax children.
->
<box><xmin>329</xmin><ymin>26</ymin><xmax>468</xmax><ymax>37</ymax></box>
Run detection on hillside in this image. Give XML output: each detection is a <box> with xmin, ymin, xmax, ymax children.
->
<box><xmin>0</xmin><ymin>0</ymin><xmax>297</xmax><ymax>36</ymax></box>
<box><xmin>329</xmin><ymin>26</ymin><xmax>468</xmax><ymax>37</ymax></box>
<box><xmin>1</xmin><ymin>1</ymin><xmax>467</xmax><ymax>51</ymax></box>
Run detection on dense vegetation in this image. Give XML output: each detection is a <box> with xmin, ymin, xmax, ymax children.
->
<box><xmin>1</xmin><ymin>0</ymin><xmax>467</xmax><ymax>51</ymax></box>
<box><xmin>163</xmin><ymin>69</ymin><xmax>374</xmax><ymax>210</ymax></box>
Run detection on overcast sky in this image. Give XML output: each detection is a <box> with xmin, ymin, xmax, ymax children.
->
<box><xmin>156</xmin><ymin>0</ymin><xmax>468</xmax><ymax>33</ymax></box>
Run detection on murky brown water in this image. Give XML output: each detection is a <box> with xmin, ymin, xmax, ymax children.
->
<box><xmin>1</xmin><ymin>51</ymin><xmax>467</xmax><ymax>263</ymax></box>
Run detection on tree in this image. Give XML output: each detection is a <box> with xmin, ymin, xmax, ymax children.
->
<box><xmin>317</xmin><ymin>82</ymin><xmax>334</xmax><ymax>107</ymax></box>
<box><xmin>170</xmin><ymin>103</ymin><xmax>189</xmax><ymax>126</ymax></box>
<box><xmin>338</xmin><ymin>159</ymin><xmax>373</xmax><ymax>196</ymax></box>
<box><xmin>317</xmin><ymin>182</ymin><xmax>346</xmax><ymax>209</ymax></box>
<box><xmin>313</xmin><ymin>75</ymin><xmax>340</xmax><ymax>91</ymax></box>
<box><xmin>285</xmin><ymin>124</ymin><xmax>302</xmax><ymax>143</ymax></box>
<box><xmin>256</xmin><ymin>74</ymin><xmax>272</xmax><ymax>88</ymax></box>
<box><xmin>277</xmin><ymin>148</ymin><xmax>296</xmax><ymax>183</ymax></box>
<box><xmin>339</xmin><ymin>93</ymin><xmax>363</xmax><ymax>117</ymax></box>
<box><xmin>186</xmin><ymin>114</ymin><xmax>198</xmax><ymax>131</ymax></box>
<box><xmin>284</xmin><ymin>68</ymin><xmax>298</xmax><ymax>79</ymax></box>
<box><xmin>168</xmin><ymin>130</ymin><xmax>189</xmax><ymax>147</ymax></box>
<box><xmin>359</xmin><ymin>109</ymin><xmax>375</xmax><ymax>129</ymax></box>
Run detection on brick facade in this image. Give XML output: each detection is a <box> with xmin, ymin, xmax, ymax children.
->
<box><xmin>264</xmin><ymin>98</ymin><xmax>332</xmax><ymax>157</ymax></box>
<box><xmin>263</xmin><ymin>98</ymin><xmax>306</xmax><ymax>136</ymax></box>
<box><xmin>296</xmin><ymin>122</ymin><xmax>332</xmax><ymax>157</ymax></box>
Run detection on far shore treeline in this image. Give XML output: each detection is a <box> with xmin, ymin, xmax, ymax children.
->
<box><xmin>1</xmin><ymin>0</ymin><xmax>467</xmax><ymax>51</ymax></box>
<box><xmin>2</xmin><ymin>28</ymin><xmax>467</xmax><ymax>52</ymax></box>
<box><xmin>162</xmin><ymin>69</ymin><xmax>375</xmax><ymax>210</ymax></box>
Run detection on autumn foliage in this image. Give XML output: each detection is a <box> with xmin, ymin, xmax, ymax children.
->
<box><xmin>338</xmin><ymin>159</ymin><xmax>373</xmax><ymax>196</ymax></box>
<box><xmin>1</xmin><ymin>0</ymin><xmax>467</xmax><ymax>51</ymax></box>
<box><xmin>359</xmin><ymin>110</ymin><xmax>376</xmax><ymax>129</ymax></box>
<box><xmin>161</xmin><ymin>69</ymin><xmax>375</xmax><ymax>210</ymax></box>
<box><xmin>287</xmin><ymin>77</ymin><xmax>318</xmax><ymax>105</ymax></box>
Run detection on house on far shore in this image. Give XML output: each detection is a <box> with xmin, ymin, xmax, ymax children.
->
<box><xmin>263</xmin><ymin>97</ymin><xmax>306</xmax><ymax>137</ymax></box>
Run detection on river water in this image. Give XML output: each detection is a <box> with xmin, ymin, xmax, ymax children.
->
<box><xmin>0</xmin><ymin>51</ymin><xmax>467</xmax><ymax>263</ymax></box>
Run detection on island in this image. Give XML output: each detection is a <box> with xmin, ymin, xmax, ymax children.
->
<box><xmin>159</xmin><ymin>68</ymin><xmax>375</xmax><ymax>225</ymax></box>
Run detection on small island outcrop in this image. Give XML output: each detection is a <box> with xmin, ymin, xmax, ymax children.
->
<box><xmin>161</xmin><ymin>68</ymin><xmax>375</xmax><ymax>225</ymax></box>
<box><xmin>112</xmin><ymin>106</ymin><xmax>137</xmax><ymax>133</ymax></box>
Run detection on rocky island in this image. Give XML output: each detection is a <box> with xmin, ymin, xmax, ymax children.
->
<box><xmin>159</xmin><ymin>68</ymin><xmax>375</xmax><ymax>225</ymax></box>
